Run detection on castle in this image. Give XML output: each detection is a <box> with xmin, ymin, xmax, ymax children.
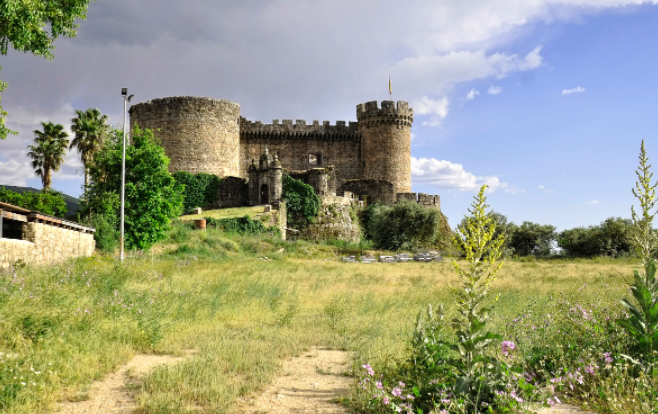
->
<box><xmin>128</xmin><ymin>96</ymin><xmax>440</xmax><ymax>211</ymax></box>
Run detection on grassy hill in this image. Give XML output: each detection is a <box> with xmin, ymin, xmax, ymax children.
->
<box><xmin>0</xmin><ymin>184</ymin><xmax>81</xmax><ymax>216</ymax></box>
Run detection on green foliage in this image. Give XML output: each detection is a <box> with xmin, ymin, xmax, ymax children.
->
<box><xmin>205</xmin><ymin>215</ymin><xmax>280</xmax><ymax>236</ymax></box>
<box><xmin>282</xmin><ymin>174</ymin><xmax>320</xmax><ymax>225</ymax></box>
<box><xmin>70</xmin><ymin>108</ymin><xmax>110</xmax><ymax>188</ymax></box>
<box><xmin>0</xmin><ymin>186</ymin><xmax>67</xmax><ymax>217</ymax></box>
<box><xmin>0</xmin><ymin>0</ymin><xmax>94</xmax><ymax>139</ymax></box>
<box><xmin>368</xmin><ymin>200</ymin><xmax>440</xmax><ymax>251</ymax></box>
<box><xmin>559</xmin><ymin>217</ymin><xmax>635</xmax><ymax>258</ymax></box>
<box><xmin>173</xmin><ymin>171</ymin><xmax>221</xmax><ymax>213</ymax></box>
<box><xmin>508</xmin><ymin>221</ymin><xmax>557</xmax><ymax>257</ymax></box>
<box><xmin>27</xmin><ymin>122</ymin><xmax>70</xmax><ymax>191</ymax></box>
<box><xmin>446</xmin><ymin>185</ymin><xmax>508</xmax><ymax>409</ymax></box>
<box><xmin>79</xmin><ymin>213</ymin><xmax>119</xmax><ymax>253</ymax></box>
<box><xmin>358</xmin><ymin>201</ymin><xmax>380</xmax><ymax>241</ymax></box>
<box><xmin>82</xmin><ymin>126</ymin><xmax>184</xmax><ymax>251</ymax></box>
<box><xmin>617</xmin><ymin>140</ymin><xmax>658</xmax><ymax>363</ymax></box>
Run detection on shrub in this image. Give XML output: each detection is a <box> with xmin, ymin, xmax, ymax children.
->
<box><xmin>282</xmin><ymin>174</ymin><xmax>320</xmax><ymax>225</ymax></box>
<box><xmin>559</xmin><ymin>217</ymin><xmax>635</xmax><ymax>258</ymax></box>
<box><xmin>205</xmin><ymin>215</ymin><xmax>280</xmax><ymax>236</ymax></box>
<box><xmin>82</xmin><ymin>125</ymin><xmax>184</xmax><ymax>251</ymax></box>
<box><xmin>173</xmin><ymin>171</ymin><xmax>221</xmax><ymax>213</ymax></box>
<box><xmin>0</xmin><ymin>186</ymin><xmax>67</xmax><ymax>217</ymax></box>
<box><xmin>368</xmin><ymin>200</ymin><xmax>440</xmax><ymax>251</ymax></box>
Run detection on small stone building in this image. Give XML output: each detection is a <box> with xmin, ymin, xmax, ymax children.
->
<box><xmin>0</xmin><ymin>201</ymin><xmax>95</xmax><ymax>268</ymax></box>
<box><xmin>248</xmin><ymin>147</ymin><xmax>283</xmax><ymax>205</ymax></box>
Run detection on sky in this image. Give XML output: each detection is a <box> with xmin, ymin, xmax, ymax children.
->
<box><xmin>1</xmin><ymin>0</ymin><xmax>658</xmax><ymax>231</ymax></box>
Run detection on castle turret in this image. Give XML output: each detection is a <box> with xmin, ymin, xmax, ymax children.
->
<box><xmin>356</xmin><ymin>100</ymin><xmax>414</xmax><ymax>194</ymax></box>
<box><xmin>129</xmin><ymin>96</ymin><xmax>241</xmax><ymax>177</ymax></box>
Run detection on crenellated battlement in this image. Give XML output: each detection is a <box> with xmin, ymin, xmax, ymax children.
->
<box><xmin>356</xmin><ymin>100</ymin><xmax>414</xmax><ymax>126</ymax></box>
<box><xmin>239</xmin><ymin>117</ymin><xmax>360</xmax><ymax>140</ymax></box>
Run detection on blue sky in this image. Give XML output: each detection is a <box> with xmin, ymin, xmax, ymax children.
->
<box><xmin>1</xmin><ymin>1</ymin><xmax>657</xmax><ymax>231</ymax></box>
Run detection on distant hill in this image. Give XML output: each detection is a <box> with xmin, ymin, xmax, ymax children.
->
<box><xmin>0</xmin><ymin>185</ymin><xmax>81</xmax><ymax>217</ymax></box>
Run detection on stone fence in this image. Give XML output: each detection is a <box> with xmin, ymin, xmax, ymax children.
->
<box><xmin>1</xmin><ymin>204</ymin><xmax>95</xmax><ymax>268</ymax></box>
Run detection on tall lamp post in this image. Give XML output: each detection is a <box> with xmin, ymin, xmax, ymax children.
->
<box><xmin>120</xmin><ymin>88</ymin><xmax>134</xmax><ymax>262</ymax></box>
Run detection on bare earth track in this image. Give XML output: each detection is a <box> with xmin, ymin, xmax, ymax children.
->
<box><xmin>57</xmin><ymin>353</ymin><xmax>191</xmax><ymax>414</ymax></box>
<box><xmin>235</xmin><ymin>348</ymin><xmax>352</xmax><ymax>414</ymax></box>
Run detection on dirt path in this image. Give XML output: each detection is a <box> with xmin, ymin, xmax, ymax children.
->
<box><xmin>235</xmin><ymin>348</ymin><xmax>353</xmax><ymax>414</ymax></box>
<box><xmin>57</xmin><ymin>352</ymin><xmax>192</xmax><ymax>414</ymax></box>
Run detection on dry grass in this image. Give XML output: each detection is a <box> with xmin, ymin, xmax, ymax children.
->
<box><xmin>0</xmin><ymin>227</ymin><xmax>642</xmax><ymax>413</ymax></box>
<box><xmin>178</xmin><ymin>206</ymin><xmax>267</xmax><ymax>221</ymax></box>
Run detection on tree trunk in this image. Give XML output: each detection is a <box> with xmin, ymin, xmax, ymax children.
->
<box><xmin>44</xmin><ymin>168</ymin><xmax>52</xmax><ymax>192</ymax></box>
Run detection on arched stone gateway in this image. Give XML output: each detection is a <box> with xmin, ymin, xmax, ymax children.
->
<box><xmin>260</xmin><ymin>184</ymin><xmax>269</xmax><ymax>205</ymax></box>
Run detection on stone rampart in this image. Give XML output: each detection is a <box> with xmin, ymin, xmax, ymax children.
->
<box><xmin>357</xmin><ymin>100</ymin><xmax>413</xmax><ymax>194</ymax></box>
<box><xmin>292</xmin><ymin>201</ymin><xmax>361</xmax><ymax>243</ymax></box>
<box><xmin>129</xmin><ymin>96</ymin><xmax>241</xmax><ymax>177</ymax></box>
<box><xmin>396</xmin><ymin>193</ymin><xmax>441</xmax><ymax>210</ymax></box>
<box><xmin>339</xmin><ymin>179</ymin><xmax>395</xmax><ymax>205</ymax></box>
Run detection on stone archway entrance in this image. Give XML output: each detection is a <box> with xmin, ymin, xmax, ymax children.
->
<box><xmin>260</xmin><ymin>184</ymin><xmax>269</xmax><ymax>205</ymax></box>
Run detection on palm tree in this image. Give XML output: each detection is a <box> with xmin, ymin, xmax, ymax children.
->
<box><xmin>28</xmin><ymin>122</ymin><xmax>70</xmax><ymax>192</ymax></box>
<box><xmin>70</xmin><ymin>108</ymin><xmax>109</xmax><ymax>189</ymax></box>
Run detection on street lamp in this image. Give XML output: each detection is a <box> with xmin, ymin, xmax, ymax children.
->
<box><xmin>120</xmin><ymin>88</ymin><xmax>134</xmax><ymax>262</ymax></box>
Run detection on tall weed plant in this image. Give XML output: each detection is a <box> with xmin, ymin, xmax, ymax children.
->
<box><xmin>617</xmin><ymin>140</ymin><xmax>658</xmax><ymax>364</ymax></box>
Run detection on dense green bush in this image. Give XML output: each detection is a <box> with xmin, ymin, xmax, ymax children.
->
<box><xmin>205</xmin><ymin>215</ymin><xmax>280</xmax><ymax>236</ymax></box>
<box><xmin>0</xmin><ymin>186</ymin><xmax>67</xmax><ymax>217</ymax></box>
<box><xmin>282</xmin><ymin>174</ymin><xmax>320</xmax><ymax>225</ymax></box>
<box><xmin>82</xmin><ymin>126</ymin><xmax>184</xmax><ymax>251</ymax></box>
<box><xmin>368</xmin><ymin>200</ymin><xmax>440</xmax><ymax>251</ymax></box>
<box><xmin>173</xmin><ymin>171</ymin><xmax>221</xmax><ymax>213</ymax></box>
<box><xmin>559</xmin><ymin>217</ymin><xmax>634</xmax><ymax>258</ymax></box>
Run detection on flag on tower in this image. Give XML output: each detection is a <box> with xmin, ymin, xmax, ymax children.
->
<box><xmin>389</xmin><ymin>75</ymin><xmax>392</xmax><ymax>99</ymax></box>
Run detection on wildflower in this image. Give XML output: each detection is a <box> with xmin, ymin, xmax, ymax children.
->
<box><xmin>510</xmin><ymin>390</ymin><xmax>523</xmax><ymax>403</ymax></box>
<box><xmin>406</xmin><ymin>394</ymin><xmax>414</xmax><ymax>400</ymax></box>
<box><xmin>501</xmin><ymin>341</ymin><xmax>516</xmax><ymax>356</ymax></box>
<box><xmin>584</xmin><ymin>365</ymin><xmax>597</xmax><ymax>375</ymax></box>
<box><xmin>602</xmin><ymin>352</ymin><xmax>613</xmax><ymax>367</ymax></box>
<box><xmin>376</xmin><ymin>381</ymin><xmax>383</xmax><ymax>390</ymax></box>
<box><xmin>399</xmin><ymin>381</ymin><xmax>405</xmax><ymax>388</ymax></box>
<box><xmin>391</xmin><ymin>387</ymin><xmax>402</xmax><ymax>397</ymax></box>
<box><xmin>383</xmin><ymin>396</ymin><xmax>390</xmax><ymax>405</ymax></box>
<box><xmin>362</xmin><ymin>364</ymin><xmax>374</xmax><ymax>376</ymax></box>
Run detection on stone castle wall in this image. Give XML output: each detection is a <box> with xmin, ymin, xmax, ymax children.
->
<box><xmin>240</xmin><ymin>118</ymin><xmax>362</xmax><ymax>180</ymax></box>
<box><xmin>291</xmin><ymin>197</ymin><xmax>361</xmax><ymax>243</ymax></box>
<box><xmin>357</xmin><ymin>101</ymin><xmax>414</xmax><ymax>194</ymax></box>
<box><xmin>1</xmin><ymin>222</ymin><xmax>95</xmax><ymax>268</ymax></box>
<box><xmin>129</xmin><ymin>97</ymin><xmax>241</xmax><ymax>177</ymax></box>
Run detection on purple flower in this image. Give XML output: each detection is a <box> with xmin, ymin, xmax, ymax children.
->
<box><xmin>376</xmin><ymin>381</ymin><xmax>383</xmax><ymax>390</ymax></box>
<box><xmin>362</xmin><ymin>364</ymin><xmax>374</xmax><ymax>376</ymax></box>
<box><xmin>391</xmin><ymin>387</ymin><xmax>402</xmax><ymax>397</ymax></box>
<box><xmin>584</xmin><ymin>365</ymin><xmax>597</xmax><ymax>375</ymax></box>
<box><xmin>383</xmin><ymin>396</ymin><xmax>390</xmax><ymax>405</ymax></box>
<box><xmin>602</xmin><ymin>352</ymin><xmax>613</xmax><ymax>367</ymax></box>
<box><xmin>501</xmin><ymin>341</ymin><xmax>516</xmax><ymax>356</ymax></box>
<box><xmin>510</xmin><ymin>390</ymin><xmax>523</xmax><ymax>403</ymax></box>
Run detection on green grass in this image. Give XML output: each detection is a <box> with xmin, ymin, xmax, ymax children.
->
<box><xmin>178</xmin><ymin>206</ymin><xmax>268</xmax><ymax>221</ymax></box>
<box><xmin>0</xmin><ymin>223</ymin><xmax>650</xmax><ymax>413</ymax></box>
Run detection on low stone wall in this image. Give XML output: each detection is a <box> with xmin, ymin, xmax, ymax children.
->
<box><xmin>291</xmin><ymin>202</ymin><xmax>361</xmax><ymax>243</ymax></box>
<box><xmin>339</xmin><ymin>179</ymin><xmax>395</xmax><ymax>205</ymax></box>
<box><xmin>1</xmin><ymin>222</ymin><xmax>95</xmax><ymax>268</ymax></box>
<box><xmin>214</xmin><ymin>176</ymin><xmax>249</xmax><ymax>208</ymax></box>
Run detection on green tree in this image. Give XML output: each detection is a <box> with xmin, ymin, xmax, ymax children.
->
<box><xmin>458</xmin><ymin>210</ymin><xmax>517</xmax><ymax>257</ymax></box>
<box><xmin>508</xmin><ymin>221</ymin><xmax>557</xmax><ymax>257</ymax></box>
<box><xmin>559</xmin><ymin>217</ymin><xmax>634</xmax><ymax>258</ymax></box>
<box><xmin>0</xmin><ymin>186</ymin><xmax>67</xmax><ymax>217</ymax></box>
<box><xmin>369</xmin><ymin>200</ymin><xmax>440</xmax><ymax>251</ymax></box>
<box><xmin>27</xmin><ymin>121</ymin><xmax>69</xmax><ymax>191</ymax></box>
<box><xmin>83</xmin><ymin>125</ymin><xmax>184</xmax><ymax>251</ymax></box>
<box><xmin>0</xmin><ymin>0</ymin><xmax>96</xmax><ymax>139</ymax></box>
<box><xmin>70</xmin><ymin>108</ymin><xmax>109</xmax><ymax>189</ymax></box>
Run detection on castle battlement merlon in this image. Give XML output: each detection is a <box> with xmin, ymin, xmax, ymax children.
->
<box><xmin>239</xmin><ymin>117</ymin><xmax>360</xmax><ymax>139</ymax></box>
<box><xmin>356</xmin><ymin>100</ymin><xmax>414</xmax><ymax>126</ymax></box>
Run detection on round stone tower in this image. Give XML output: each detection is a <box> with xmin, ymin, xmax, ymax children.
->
<box><xmin>129</xmin><ymin>96</ymin><xmax>241</xmax><ymax>177</ymax></box>
<box><xmin>356</xmin><ymin>100</ymin><xmax>414</xmax><ymax>194</ymax></box>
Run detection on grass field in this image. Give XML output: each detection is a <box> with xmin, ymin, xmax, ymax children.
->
<box><xmin>178</xmin><ymin>206</ymin><xmax>268</xmax><ymax>221</ymax></box>
<box><xmin>0</xmin><ymin>223</ymin><xmax>652</xmax><ymax>413</ymax></box>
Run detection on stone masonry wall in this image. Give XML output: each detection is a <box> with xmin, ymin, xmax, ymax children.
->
<box><xmin>357</xmin><ymin>101</ymin><xmax>413</xmax><ymax>194</ymax></box>
<box><xmin>291</xmin><ymin>197</ymin><xmax>362</xmax><ymax>243</ymax></box>
<box><xmin>129</xmin><ymin>97</ymin><xmax>241</xmax><ymax>177</ymax></box>
<box><xmin>240</xmin><ymin>119</ymin><xmax>362</xmax><ymax>180</ymax></box>
<box><xmin>213</xmin><ymin>176</ymin><xmax>249</xmax><ymax>208</ymax></box>
<box><xmin>339</xmin><ymin>179</ymin><xmax>395</xmax><ymax>205</ymax></box>
<box><xmin>1</xmin><ymin>223</ymin><xmax>95</xmax><ymax>268</ymax></box>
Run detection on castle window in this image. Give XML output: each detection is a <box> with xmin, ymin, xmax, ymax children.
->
<box><xmin>308</xmin><ymin>152</ymin><xmax>322</xmax><ymax>167</ymax></box>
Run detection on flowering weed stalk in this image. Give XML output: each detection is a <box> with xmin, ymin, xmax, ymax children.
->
<box><xmin>617</xmin><ymin>140</ymin><xmax>658</xmax><ymax>363</ymax></box>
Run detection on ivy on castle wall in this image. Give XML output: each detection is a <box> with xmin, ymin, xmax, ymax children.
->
<box><xmin>173</xmin><ymin>172</ymin><xmax>222</xmax><ymax>214</ymax></box>
<box><xmin>282</xmin><ymin>174</ymin><xmax>320</xmax><ymax>225</ymax></box>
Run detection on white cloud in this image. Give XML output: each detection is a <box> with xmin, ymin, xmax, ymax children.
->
<box><xmin>466</xmin><ymin>88</ymin><xmax>480</xmax><ymax>100</ymax></box>
<box><xmin>538</xmin><ymin>185</ymin><xmax>555</xmax><ymax>193</ymax></box>
<box><xmin>411</xmin><ymin>157</ymin><xmax>509</xmax><ymax>192</ymax></box>
<box><xmin>488</xmin><ymin>86</ymin><xmax>503</xmax><ymax>95</ymax></box>
<box><xmin>0</xmin><ymin>159</ymin><xmax>35</xmax><ymax>186</ymax></box>
<box><xmin>562</xmin><ymin>86</ymin><xmax>585</xmax><ymax>95</ymax></box>
<box><xmin>413</xmin><ymin>96</ymin><xmax>450</xmax><ymax>127</ymax></box>
<box><xmin>585</xmin><ymin>200</ymin><xmax>600</xmax><ymax>205</ymax></box>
